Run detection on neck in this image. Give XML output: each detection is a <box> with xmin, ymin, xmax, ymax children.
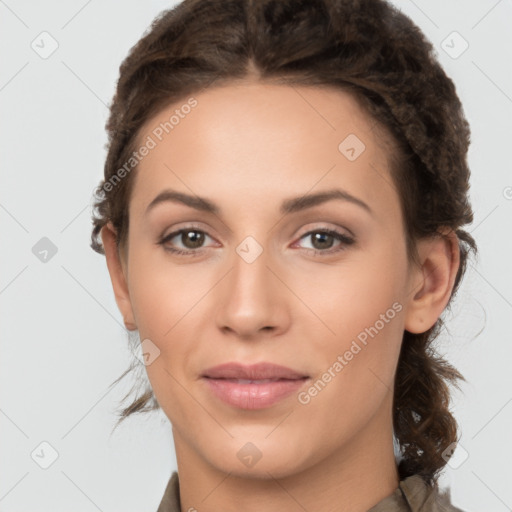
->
<box><xmin>173</xmin><ymin>397</ymin><xmax>399</xmax><ymax>512</ymax></box>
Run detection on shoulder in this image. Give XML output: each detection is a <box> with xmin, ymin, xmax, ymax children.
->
<box><xmin>369</xmin><ymin>474</ymin><xmax>466</xmax><ymax>512</ymax></box>
<box><xmin>398</xmin><ymin>474</ymin><xmax>466</xmax><ymax>512</ymax></box>
<box><xmin>156</xmin><ymin>471</ymin><xmax>181</xmax><ymax>512</ymax></box>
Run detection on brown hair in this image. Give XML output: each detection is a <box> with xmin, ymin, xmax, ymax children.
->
<box><xmin>91</xmin><ymin>0</ymin><xmax>477</xmax><ymax>487</ymax></box>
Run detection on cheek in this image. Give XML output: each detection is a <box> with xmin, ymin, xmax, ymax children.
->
<box><xmin>294</xmin><ymin>246</ymin><xmax>407</xmax><ymax>393</ymax></box>
<box><xmin>127</xmin><ymin>243</ymin><xmax>213</xmax><ymax>336</ymax></box>
<box><xmin>125</xmin><ymin>251</ymin><xmax>215</xmax><ymax>397</ymax></box>
<box><xmin>127</xmin><ymin>262</ymin><xmax>206</xmax><ymax>419</ymax></box>
<box><xmin>292</xmin><ymin>271</ymin><xmax>405</xmax><ymax>450</ymax></box>
<box><xmin>295</xmin><ymin>248</ymin><xmax>406</xmax><ymax>342</ymax></box>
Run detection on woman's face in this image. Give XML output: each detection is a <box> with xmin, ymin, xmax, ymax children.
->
<box><xmin>106</xmin><ymin>82</ymin><xmax>423</xmax><ymax>477</ymax></box>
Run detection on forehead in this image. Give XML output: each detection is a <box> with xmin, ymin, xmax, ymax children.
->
<box><xmin>129</xmin><ymin>82</ymin><xmax>398</xmax><ymax>218</ymax></box>
<box><xmin>136</xmin><ymin>81</ymin><xmax>388</xmax><ymax>153</ymax></box>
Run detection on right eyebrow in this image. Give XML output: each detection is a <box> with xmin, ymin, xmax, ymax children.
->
<box><xmin>145</xmin><ymin>189</ymin><xmax>219</xmax><ymax>217</ymax></box>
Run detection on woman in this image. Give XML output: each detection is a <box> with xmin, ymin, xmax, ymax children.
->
<box><xmin>90</xmin><ymin>0</ymin><xmax>476</xmax><ymax>510</ymax></box>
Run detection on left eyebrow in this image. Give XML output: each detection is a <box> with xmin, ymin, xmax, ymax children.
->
<box><xmin>144</xmin><ymin>188</ymin><xmax>373</xmax><ymax>217</ymax></box>
<box><xmin>280</xmin><ymin>189</ymin><xmax>373</xmax><ymax>217</ymax></box>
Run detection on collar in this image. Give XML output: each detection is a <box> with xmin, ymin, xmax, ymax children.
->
<box><xmin>156</xmin><ymin>471</ymin><xmax>463</xmax><ymax>512</ymax></box>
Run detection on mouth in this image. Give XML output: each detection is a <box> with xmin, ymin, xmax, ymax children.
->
<box><xmin>206</xmin><ymin>377</ymin><xmax>307</xmax><ymax>384</ymax></box>
<box><xmin>201</xmin><ymin>362</ymin><xmax>310</xmax><ymax>410</ymax></box>
<box><xmin>202</xmin><ymin>361</ymin><xmax>309</xmax><ymax>380</ymax></box>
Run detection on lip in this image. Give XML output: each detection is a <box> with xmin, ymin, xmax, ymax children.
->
<box><xmin>201</xmin><ymin>362</ymin><xmax>309</xmax><ymax>410</ymax></box>
<box><xmin>202</xmin><ymin>362</ymin><xmax>308</xmax><ymax>380</ymax></box>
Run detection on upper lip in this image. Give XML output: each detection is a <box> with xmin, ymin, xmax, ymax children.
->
<box><xmin>202</xmin><ymin>362</ymin><xmax>309</xmax><ymax>380</ymax></box>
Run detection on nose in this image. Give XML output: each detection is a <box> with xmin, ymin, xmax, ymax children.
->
<box><xmin>215</xmin><ymin>244</ymin><xmax>291</xmax><ymax>340</ymax></box>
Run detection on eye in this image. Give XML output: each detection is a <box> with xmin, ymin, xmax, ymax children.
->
<box><xmin>158</xmin><ymin>227</ymin><xmax>216</xmax><ymax>256</ymax></box>
<box><xmin>294</xmin><ymin>228</ymin><xmax>355</xmax><ymax>255</ymax></box>
<box><xmin>158</xmin><ymin>226</ymin><xmax>355</xmax><ymax>257</ymax></box>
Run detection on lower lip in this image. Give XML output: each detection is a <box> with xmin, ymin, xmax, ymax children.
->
<box><xmin>202</xmin><ymin>377</ymin><xmax>309</xmax><ymax>410</ymax></box>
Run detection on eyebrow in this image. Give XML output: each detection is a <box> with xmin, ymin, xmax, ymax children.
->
<box><xmin>144</xmin><ymin>188</ymin><xmax>373</xmax><ymax>217</ymax></box>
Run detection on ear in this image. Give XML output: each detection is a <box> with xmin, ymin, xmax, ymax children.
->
<box><xmin>404</xmin><ymin>228</ymin><xmax>460</xmax><ymax>334</ymax></box>
<box><xmin>101</xmin><ymin>222</ymin><xmax>137</xmax><ymax>331</ymax></box>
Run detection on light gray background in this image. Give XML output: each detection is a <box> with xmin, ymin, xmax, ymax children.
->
<box><xmin>1</xmin><ymin>1</ymin><xmax>511</xmax><ymax>511</ymax></box>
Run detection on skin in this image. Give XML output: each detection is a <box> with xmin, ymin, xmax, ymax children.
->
<box><xmin>101</xmin><ymin>81</ymin><xmax>460</xmax><ymax>512</ymax></box>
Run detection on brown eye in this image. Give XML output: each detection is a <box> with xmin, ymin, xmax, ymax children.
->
<box><xmin>310</xmin><ymin>232</ymin><xmax>335</xmax><ymax>250</ymax></box>
<box><xmin>180</xmin><ymin>230</ymin><xmax>205</xmax><ymax>249</ymax></box>
<box><xmin>296</xmin><ymin>229</ymin><xmax>355</xmax><ymax>255</ymax></box>
<box><xmin>159</xmin><ymin>228</ymin><xmax>214</xmax><ymax>255</ymax></box>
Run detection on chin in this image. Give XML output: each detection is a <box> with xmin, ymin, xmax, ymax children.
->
<box><xmin>200</xmin><ymin>435</ymin><xmax>312</xmax><ymax>480</ymax></box>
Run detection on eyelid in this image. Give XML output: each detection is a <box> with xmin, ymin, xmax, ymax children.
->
<box><xmin>160</xmin><ymin>221</ymin><xmax>215</xmax><ymax>241</ymax></box>
<box><xmin>291</xmin><ymin>227</ymin><xmax>355</xmax><ymax>252</ymax></box>
<box><xmin>159</xmin><ymin>224</ymin><xmax>219</xmax><ymax>248</ymax></box>
<box><xmin>295</xmin><ymin>222</ymin><xmax>353</xmax><ymax>239</ymax></box>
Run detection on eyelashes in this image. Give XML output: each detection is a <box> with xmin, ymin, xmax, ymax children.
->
<box><xmin>157</xmin><ymin>226</ymin><xmax>355</xmax><ymax>258</ymax></box>
<box><xmin>292</xmin><ymin>228</ymin><xmax>355</xmax><ymax>254</ymax></box>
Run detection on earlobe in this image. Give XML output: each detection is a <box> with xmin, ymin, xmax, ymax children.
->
<box><xmin>100</xmin><ymin>222</ymin><xmax>137</xmax><ymax>331</ymax></box>
<box><xmin>404</xmin><ymin>229</ymin><xmax>460</xmax><ymax>334</ymax></box>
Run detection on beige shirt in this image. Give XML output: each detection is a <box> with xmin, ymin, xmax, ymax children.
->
<box><xmin>156</xmin><ymin>471</ymin><xmax>465</xmax><ymax>511</ymax></box>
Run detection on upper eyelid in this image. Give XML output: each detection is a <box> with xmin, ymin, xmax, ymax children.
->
<box><xmin>161</xmin><ymin>227</ymin><xmax>216</xmax><ymax>244</ymax></box>
<box><xmin>162</xmin><ymin>224</ymin><xmax>351</xmax><ymax>237</ymax></box>
<box><xmin>296</xmin><ymin>224</ymin><xmax>353</xmax><ymax>238</ymax></box>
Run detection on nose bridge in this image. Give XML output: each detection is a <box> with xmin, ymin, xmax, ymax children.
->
<box><xmin>215</xmin><ymin>234</ymin><xmax>288</xmax><ymax>335</ymax></box>
<box><xmin>230</xmin><ymin>237</ymin><xmax>275</xmax><ymax>309</ymax></box>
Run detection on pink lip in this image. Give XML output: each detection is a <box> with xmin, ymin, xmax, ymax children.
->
<box><xmin>201</xmin><ymin>362</ymin><xmax>309</xmax><ymax>410</ymax></box>
<box><xmin>202</xmin><ymin>362</ymin><xmax>308</xmax><ymax>380</ymax></box>
<box><xmin>203</xmin><ymin>378</ymin><xmax>308</xmax><ymax>409</ymax></box>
